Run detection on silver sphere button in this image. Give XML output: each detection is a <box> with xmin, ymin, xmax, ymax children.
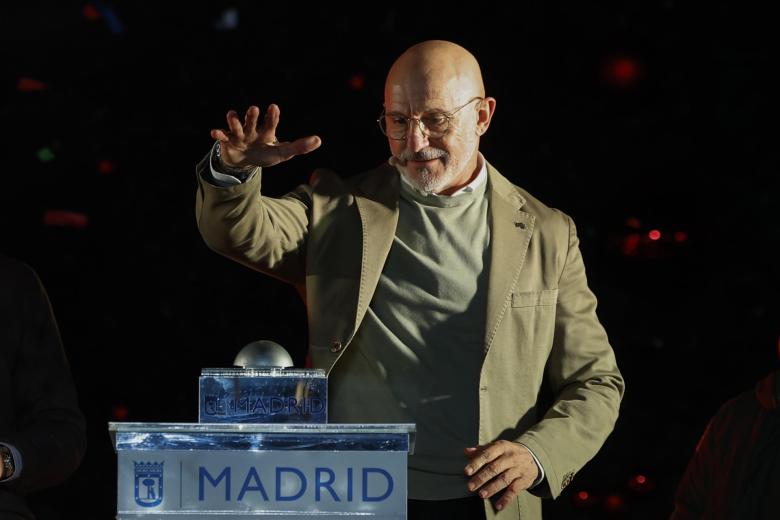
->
<box><xmin>233</xmin><ymin>340</ymin><xmax>293</xmax><ymax>368</ymax></box>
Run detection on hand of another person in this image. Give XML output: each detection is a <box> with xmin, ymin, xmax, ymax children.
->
<box><xmin>210</xmin><ymin>104</ymin><xmax>321</xmax><ymax>169</ymax></box>
<box><xmin>464</xmin><ymin>440</ymin><xmax>540</xmax><ymax>511</ymax></box>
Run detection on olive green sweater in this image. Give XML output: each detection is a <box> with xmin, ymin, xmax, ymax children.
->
<box><xmin>330</xmin><ymin>169</ymin><xmax>490</xmax><ymax>499</ymax></box>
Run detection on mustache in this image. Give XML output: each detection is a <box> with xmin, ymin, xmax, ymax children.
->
<box><xmin>394</xmin><ymin>147</ymin><xmax>448</xmax><ymax>164</ymax></box>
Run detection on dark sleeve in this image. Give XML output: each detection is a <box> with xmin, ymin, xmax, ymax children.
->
<box><xmin>669</xmin><ymin>418</ymin><xmax>716</xmax><ymax>519</ymax></box>
<box><xmin>0</xmin><ymin>263</ymin><xmax>86</xmax><ymax>494</ymax></box>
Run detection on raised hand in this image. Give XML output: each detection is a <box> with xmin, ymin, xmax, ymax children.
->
<box><xmin>210</xmin><ymin>104</ymin><xmax>321</xmax><ymax>169</ymax></box>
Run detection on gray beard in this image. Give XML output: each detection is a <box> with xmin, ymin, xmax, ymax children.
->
<box><xmin>399</xmin><ymin>164</ymin><xmax>458</xmax><ymax>195</ymax></box>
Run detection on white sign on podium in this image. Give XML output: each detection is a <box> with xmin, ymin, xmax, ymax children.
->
<box><xmin>109</xmin><ymin>422</ymin><xmax>416</xmax><ymax>519</ymax></box>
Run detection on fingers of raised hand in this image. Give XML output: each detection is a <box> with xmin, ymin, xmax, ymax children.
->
<box><xmin>210</xmin><ymin>128</ymin><xmax>230</xmax><ymax>142</ymax></box>
<box><xmin>243</xmin><ymin>105</ymin><xmax>260</xmax><ymax>139</ymax></box>
<box><xmin>271</xmin><ymin>136</ymin><xmax>321</xmax><ymax>163</ymax></box>
<box><xmin>289</xmin><ymin>135</ymin><xmax>322</xmax><ymax>156</ymax></box>
<box><xmin>210</xmin><ymin>105</ymin><xmax>320</xmax><ymax>168</ymax></box>
<box><xmin>257</xmin><ymin>104</ymin><xmax>280</xmax><ymax>143</ymax></box>
<box><xmin>226</xmin><ymin>110</ymin><xmax>245</xmax><ymax>141</ymax></box>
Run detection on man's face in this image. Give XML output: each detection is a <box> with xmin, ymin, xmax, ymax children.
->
<box><xmin>385</xmin><ymin>78</ymin><xmax>481</xmax><ymax>195</ymax></box>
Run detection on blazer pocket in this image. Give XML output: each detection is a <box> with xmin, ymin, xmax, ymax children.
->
<box><xmin>511</xmin><ymin>288</ymin><xmax>559</xmax><ymax>308</ymax></box>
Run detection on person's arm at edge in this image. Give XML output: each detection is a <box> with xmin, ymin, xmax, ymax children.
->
<box><xmin>0</xmin><ymin>265</ymin><xmax>86</xmax><ymax>494</ymax></box>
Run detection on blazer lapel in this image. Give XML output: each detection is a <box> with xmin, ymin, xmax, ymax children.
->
<box><xmin>347</xmin><ymin>161</ymin><xmax>533</xmax><ymax>355</ymax></box>
<box><xmin>484</xmin><ymin>163</ymin><xmax>535</xmax><ymax>353</ymax></box>
<box><xmin>353</xmin><ymin>163</ymin><xmax>400</xmax><ymax>336</ymax></box>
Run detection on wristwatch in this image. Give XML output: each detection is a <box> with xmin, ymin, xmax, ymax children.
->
<box><xmin>212</xmin><ymin>141</ymin><xmax>255</xmax><ymax>178</ymax></box>
<box><xmin>0</xmin><ymin>445</ymin><xmax>15</xmax><ymax>480</ymax></box>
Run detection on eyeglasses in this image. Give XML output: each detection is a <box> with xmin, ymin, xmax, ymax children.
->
<box><xmin>377</xmin><ymin>97</ymin><xmax>484</xmax><ymax>140</ymax></box>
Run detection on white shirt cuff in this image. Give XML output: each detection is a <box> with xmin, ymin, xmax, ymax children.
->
<box><xmin>517</xmin><ymin>442</ymin><xmax>545</xmax><ymax>488</ymax></box>
<box><xmin>207</xmin><ymin>141</ymin><xmax>252</xmax><ymax>186</ymax></box>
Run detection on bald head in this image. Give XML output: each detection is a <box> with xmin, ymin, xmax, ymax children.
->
<box><xmin>385</xmin><ymin>40</ymin><xmax>485</xmax><ymax>111</ymax></box>
<box><xmin>382</xmin><ymin>41</ymin><xmax>495</xmax><ymax>195</ymax></box>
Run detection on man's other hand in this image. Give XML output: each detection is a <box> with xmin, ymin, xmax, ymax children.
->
<box><xmin>464</xmin><ymin>440</ymin><xmax>539</xmax><ymax>511</ymax></box>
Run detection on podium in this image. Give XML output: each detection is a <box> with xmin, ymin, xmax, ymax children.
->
<box><xmin>108</xmin><ymin>364</ymin><xmax>415</xmax><ymax>520</ymax></box>
<box><xmin>109</xmin><ymin>367</ymin><xmax>415</xmax><ymax>519</ymax></box>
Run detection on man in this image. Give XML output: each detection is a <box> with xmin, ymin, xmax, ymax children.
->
<box><xmin>195</xmin><ymin>40</ymin><xmax>624</xmax><ymax>519</ymax></box>
<box><xmin>0</xmin><ymin>255</ymin><xmax>87</xmax><ymax>519</ymax></box>
<box><xmin>670</xmin><ymin>368</ymin><xmax>780</xmax><ymax>519</ymax></box>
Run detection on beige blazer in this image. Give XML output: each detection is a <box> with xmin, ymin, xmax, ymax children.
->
<box><xmin>195</xmin><ymin>155</ymin><xmax>625</xmax><ymax>519</ymax></box>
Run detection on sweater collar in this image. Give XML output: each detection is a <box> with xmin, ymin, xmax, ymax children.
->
<box><xmin>396</xmin><ymin>153</ymin><xmax>488</xmax><ymax>199</ymax></box>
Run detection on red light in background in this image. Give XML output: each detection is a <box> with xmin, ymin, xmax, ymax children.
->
<box><xmin>625</xmin><ymin>216</ymin><xmax>642</xmax><ymax>229</ymax></box>
<box><xmin>628</xmin><ymin>472</ymin><xmax>656</xmax><ymax>493</ymax></box>
<box><xmin>603</xmin><ymin>493</ymin><xmax>626</xmax><ymax>513</ymax></box>
<box><xmin>98</xmin><ymin>160</ymin><xmax>115</xmax><ymax>174</ymax></box>
<box><xmin>43</xmin><ymin>210</ymin><xmax>89</xmax><ymax>229</ymax></box>
<box><xmin>604</xmin><ymin>57</ymin><xmax>640</xmax><ymax>88</ymax></box>
<box><xmin>572</xmin><ymin>489</ymin><xmax>596</xmax><ymax>508</ymax></box>
<box><xmin>648</xmin><ymin>230</ymin><xmax>661</xmax><ymax>241</ymax></box>
<box><xmin>112</xmin><ymin>404</ymin><xmax>129</xmax><ymax>420</ymax></box>
<box><xmin>674</xmin><ymin>231</ymin><xmax>688</xmax><ymax>242</ymax></box>
<box><xmin>622</xmin><ymin>233</ymin><xmax>641</xmax><ymax>256</ymax></box>
<box><xmin>83</xmin><ymin>4</ymin><xmax>101</xmax><ymax>21</ymax></box>
<box><xmin>17</xmin><ymin>77</ymin><xmax>48</xmax><ymax>92</ymax></box>
<box><xmin>348</xmin><ymin>73</ymin><xmax>365</xmax><ymax>91</ymax></box>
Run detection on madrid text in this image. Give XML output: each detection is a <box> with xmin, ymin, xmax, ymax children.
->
<box><xmin>198</xmin><ymin>465</ymin><xmax>394</xmax><ymax>503</ymax></box>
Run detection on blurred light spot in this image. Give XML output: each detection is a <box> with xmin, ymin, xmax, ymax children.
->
<box><xmin>37</xmin><ymin>147</ymin><xmax>56</xmax><ymax>163</ymax></box>
<box><xmin>573</xmin><ymin>489</ymin><xmax>595</xmax><ymax>509</ymax></box>
<box><xmin>18</xmin><ymin>77</ymin><xmax>48</xmax><ymax>92</ymax></box>
<box><xmin>628</xmin><ymin>472</ymin><xmax>656</xmax><ymax>493</ymax></box>
<box><xmin>625</xmin><ymin>216</ymin><xmax>642</xmax><ymax>229</ymax></box>
<box><xmin>94</xmin><ymin>2</ymin><xmax>124</xmax><ymax>34</ymax></box>
<box><xmin>82</xmin><ymin>4</ymin><xmax>101</xmax><ymax>21</ymax></box>
<box><xmin>98</xmin><ymin>159</ymin><xmax>115</xmax><ymax>174</ymax></box>
<box><xmin>349</xmin><ymin>73</ymin><xmax>366</xmax><ymax>91</ymax></box>
<box><xmin>604</xmin><ymin>57</ymin><xmax>640</xmax><ymax>88</ymax></box>
<box><xmin>622</xmin><ymin>233</ymin><xmax>640</xmax><ymax>256</ymax></box>
<box><xmin>215</xmin><ymin>7</ymin><xmax>239</xmax><ymax>30</ymax></box>
<box><xmin>674</xmin><ymin>231</ymin><xmax>688</xmax><ymax>242</ymax></box>
<box><xmin>648</xmin><ymin>229</ymin><xmax>661</xmax><ymax>241</ymax></box>
<box><xmin>43</xmin><ymin>210</ymin><xmax>89</xmax><ymax>229</ymax></box>
<box><xmin>603</xmin><ymin>493</ymin><xmax>626</xmax><ymax>512</ymax></box>
<box><xmin>112</xmin><ymin>404</ymin><xmax>129</xmax><ymax>420</ymax></box>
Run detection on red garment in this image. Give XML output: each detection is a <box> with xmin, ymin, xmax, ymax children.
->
<box><xmin>671</xmin><ymin>370</ymin><xmax>780</xmax><ymax>519</ymax></box>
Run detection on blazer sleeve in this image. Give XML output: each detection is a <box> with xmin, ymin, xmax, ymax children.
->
<box><xmin>518</xmin><ymin>214</ymin><xmax>625</xmax><ymax>498</ymax></box>
<box><xmin>0</xmin><ymin>263</ymin><xmax>86</xmax><ymax>495</ymax></box>
<box><xmin>194</xmin><ymin>152</ymin><xmax>313</xmax><ymax>287</ymax></box>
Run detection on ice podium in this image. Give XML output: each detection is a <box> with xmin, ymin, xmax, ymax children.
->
<box><xmin>109</xmin><ymin>341</ymin><xmax>416</xmax><ymax>519</ymax></box>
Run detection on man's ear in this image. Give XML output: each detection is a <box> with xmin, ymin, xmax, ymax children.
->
<box><xmin>476</xmin><ymin>97</ymin><xmax>497</xmax><ymax>136</ymax></box>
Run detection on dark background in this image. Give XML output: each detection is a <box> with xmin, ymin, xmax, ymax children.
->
<box><xmin>1</xmin><ymin>1</ymin><xmax>777</xmax><ymax>518</ymax></box>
